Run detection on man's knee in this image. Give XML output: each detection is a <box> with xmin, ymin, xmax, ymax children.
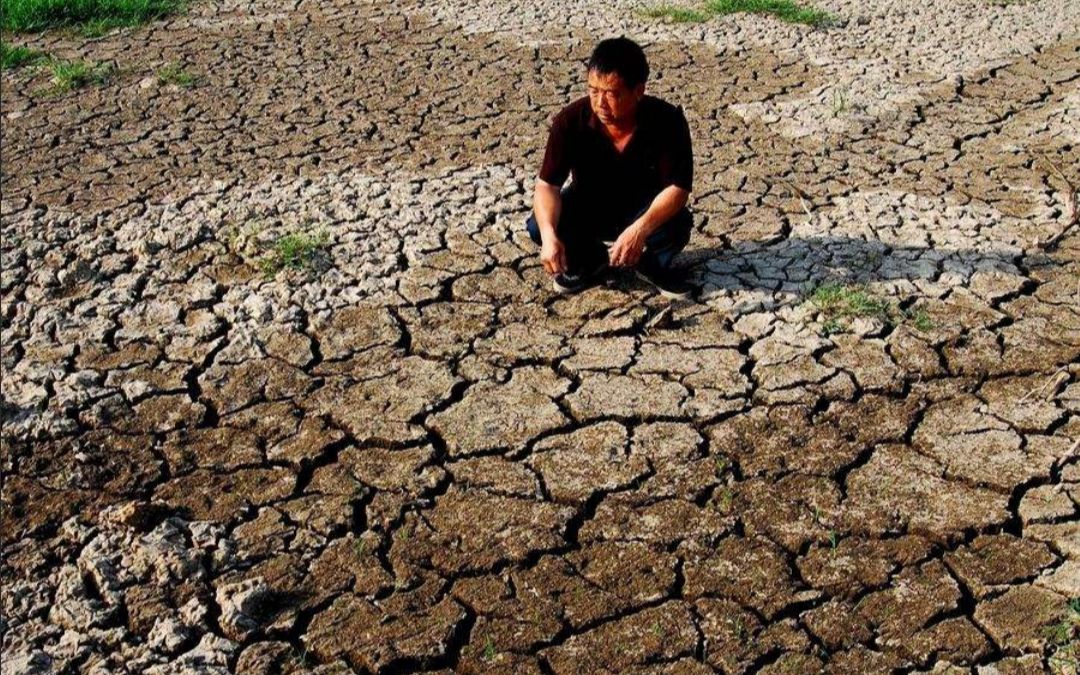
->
<box><xmin>641</xmin><ymin>208</ymin><xmax>692</xmax><ymax>269</ymax></box>
<box><xmin>646</xmin><ymin>208</ymin><xmax>692</xmax><ymax>247</ymax></box>
<box><xmin>670</xmin><ymin>207</ymin><xmax>693</xmax><ymax>246</ymax></box>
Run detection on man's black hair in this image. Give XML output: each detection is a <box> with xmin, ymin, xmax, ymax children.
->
<box><xmin>587</xmin><ymin>37</ymin><xmax>649</xmax><ymax>89</ymax></box>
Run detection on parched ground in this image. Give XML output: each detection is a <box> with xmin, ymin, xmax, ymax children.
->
<box><xmin>1</xmin><ymin>0</ymin><xmax>1078</xmax><ymax>672</ymax></box>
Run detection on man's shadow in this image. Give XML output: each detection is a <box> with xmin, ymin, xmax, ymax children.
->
<box><xmin>664</xmin><ymin>234</ymin><xmax>1052</xmax><ymax>310</ymax></box>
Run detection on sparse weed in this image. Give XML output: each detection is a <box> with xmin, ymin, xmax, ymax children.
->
<box><xmin>906</xmin><ymin>308</ymin><xmax>934</xmax><ymax>332</ymax></box>
<box><xmin>639</xmin><ymin>5</ymin><xmax>710</xmax><ymax>22</ymax></box>
<box><xmin>1</xmin><ymin>0</ymin><xmax>187</xmax><ymax>33</ymax></box>
<box><xmin>810</xmin><ymin>281</ymin><xmax>894</xmax><ymax>333</ymax></box>
<box><xmin>1</xmin><ymin>41</ymin><xmax>46</xmax><ymax>69</ymax></box>
<box><xmin>1047</xmin><ymin>598</ymin><xmax>1079</xmax><ymax>675</ymax></box>
<box><xmin>643</xmin><ymin>0</ymin><xmax>835</xmax><ymax>26</ymax></box>
<box><xmin>715</xmin><ymin>487</ymin><xmax>734</xmax><ymax>513</ymax></box>
<box><xmin>714</xmin><ymin>456</ymin><xmax>728</xmax><ymax>476</ymax></box>
<box><xmin>482</xmin><ymin>636</ymin><xmax>497</xmax><ymax>662</ymax></box>
<box><xmin>709</xmin><ymin>0</ymin><xmax>836</xmax><ymax>25</ymax></box>
<box><xmin>821</xmin><ymin>317</ymin><xmax>842</xmax><ymax>336</ymax></box>
<box><xmin>353</xmin><ymin>536</ymin><xmax>367</xmax><ymax>557</ymax></box>
<box><xmin>157</xmin><ymin>60</ymin><xmax>196</xmax><ymax>87</ymax></box>
<box><xmin>258</xmin><ymin>230</ymin><xmax>329</xmax><ymax>278</ymax></box>
<box><xmin>42</xmin><ymin>58</ymin><xmax>114</xmax><ymax>93</ymax></box>
<box><xmin>828</xmin><ymin>530</ymin><xmax>839</xmax><ymax>549</ymax></box>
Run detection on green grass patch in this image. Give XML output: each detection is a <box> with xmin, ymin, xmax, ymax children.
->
<box><xmin>639</xmin><ymin>5</ymin><xmax>711</xmax><ymax>22</ymax></box>
<box><xmin>811</xmin><ymin>285</ymin><xmax>938</xmax><ymax>335</ymax></box>
<box><xmin>1048</xmin><ymin>598</ymin><xmax>1079</xmax><ymax>675</ymax></box>
<box><xmin>1</xmin><ymin>0</ymin><xmax>186</xmax><ymax>34</ymax></box>
<box><xmin>157</xmin><ymin>60</ymin><xmax>195</xmax><ymax>87</ymax></box>
<box><xmin>44</xmin><ymin>58</ymin><xmax>114</xmax><ymax>92</ymax></box>
<box><xmin>706</xmin><ymin>0</ymin><xmax>834</xmax><ymax>26</ymax></box>
<box><xmin>642</xmin><ymin>0</ymin><xmax>834</xmax><ymax>26</ymax></box>
<box><xmin>1</xmin><ymin>41</ymin><xmax>46</xmax><ymax>69</ymax></box>
<box><xmin>258</xmin><ymin>231</ymin><xmax>329</xmax><ymax>278</ymax></box>
<box><xmin>905</xmin><ymin>307</ymin><xmax>934</xmax><ymax>332</ymax></box>
<box><xmin>811</xmin><ymin>282</ymin><xmax>892</xmax><ymax>323</ymax></box>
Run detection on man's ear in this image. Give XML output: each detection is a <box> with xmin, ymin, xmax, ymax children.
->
<box><xmin>633</xmin><ymin>83</ymin><xmax>646</xmax><ymax>100</ymax></box>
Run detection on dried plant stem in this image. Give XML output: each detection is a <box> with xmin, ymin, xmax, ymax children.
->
<box><xmin>1037</xmin><ymin>154</ymin><xmax>1079</xmax><ymax>249</ymax></box>
<box><xmin>779</xmin><ymin>179</ymin><xmax>813</xmax><ymax>217</ymax></box>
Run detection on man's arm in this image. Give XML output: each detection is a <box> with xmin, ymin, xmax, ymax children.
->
<box><xmin>533</xmin><ymin>179</ymin><xmax>568</xmax><ymax>275</ymax></box>
<box><xmin>608</xmin><ymin>185</ymin><xmax>689</xmax><ymax>267</ymax></box>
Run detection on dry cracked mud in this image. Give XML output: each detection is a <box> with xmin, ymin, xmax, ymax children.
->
<box><xmin>1</xmin><ymin>0</ymin><xmax>1078</xmax><ymax>672</ymax></box>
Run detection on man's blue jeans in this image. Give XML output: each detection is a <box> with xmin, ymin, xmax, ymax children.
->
<box><xmin>525</xmin><ymin>189</ymin><xmax>692</xmax><ymax>271</ymax></box>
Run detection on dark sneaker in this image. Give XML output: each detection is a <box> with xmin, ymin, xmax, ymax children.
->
<box><xmin>552</xmin><ymin>271</ymin><xmax>590</xmax><ymax>294</ymax></box>
<box><xmin>635</xmin><ymin>259</ymin><xmax>693</xmax><ymax>300</ymax></box>
<box><xmin>552</xmin><ymin>259</ymin><xmax>607</xmax><ymax>294</ymax></box>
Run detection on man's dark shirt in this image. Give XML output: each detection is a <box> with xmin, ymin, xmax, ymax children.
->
<box><xmin>539</xmin><ymin>95</ymin><xmax>693</xmax><ymax>224</ymax></box>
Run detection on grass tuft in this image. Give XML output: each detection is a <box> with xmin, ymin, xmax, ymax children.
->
<box><xmin>157</xmin><ymin>60</ymin><xmax>195</xmax><ymax>87</ymax></box>
<box><xmin>640</xmin><ymin>5</ymin><xmax>711</xmax><ymax>22</ymax></box>
<box><xmin>45</xmin><ymin>58</ymin><xmax>114</xmax><ymax>92</ymax></box>
<box><xmin>1</xmin><ymin>41</ymin><xmax>46</xmax><ymax>69</ymax></box>
<box><xmin>905</xmin><ymin>308</ymin><xmax>934</xmax><ymax>332</ymax></box>
<box><xmin>810</xmin><ymin>282</ymin><xmax>893</xmax><ymax>329</ymax></box>
<box><xmin>706</xmin><ymin>0</ymin><xmax>834</xmax><ymax>25</ymax></box>
<box><xmin>643</xmin><ymin>0</ymin><xmax>835</xmax><ymax>27</ymax></box>
<box><xmin>258</xmin><ymin>231</ymin><xmax>329</xmax><ymax>278</ymax></box>
<box><xmin>1</xmin><ymin>0</ymin><xmax>186</xmax><ymax>34</ymax></box>
<box><xmin>1048</xmin><ymin>598</ymin><xmax>1079</xmax><ymax>675</ymax></box>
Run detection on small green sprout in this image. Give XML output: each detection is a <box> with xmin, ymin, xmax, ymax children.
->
<box><xmin>1</xmin><ymin>42</ymin><xmax>46</xmax><ymax>70</ymax></box>
<box><xmin>483</xmin><ymin>636</ymin><xmax>497</xmax><ymax>661</ymax></box>
<box><xmin>43</xmin><ymin>58</ymin><xmax>114</xmax><ymax>93</ymax></box>
<box><xmin>257</xmin><ymin>230</ymin><xmax>329</xmax><ymax>277</ymax></box>
<box><xmin>157</xmin><ymin>61</ymin><xmax>197</xmax><ymax>87</ymax></box>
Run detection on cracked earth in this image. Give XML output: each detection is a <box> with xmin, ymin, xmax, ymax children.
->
<box><xmin>2</xmin><ymin>0</ymin><xmax>1079</xmax><ymax>672</ymax></box>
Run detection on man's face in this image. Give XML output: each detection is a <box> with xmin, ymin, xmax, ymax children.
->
<box><xmin>587</xmin><ymin>69</ymin><xmax>644</xmax><ymax>127</ymax></box>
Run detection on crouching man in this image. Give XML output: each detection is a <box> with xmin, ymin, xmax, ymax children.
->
<box><xmin>527</xmin><ymin>36</ymin><xmax>694</xmax><ymax>299</ymax></box>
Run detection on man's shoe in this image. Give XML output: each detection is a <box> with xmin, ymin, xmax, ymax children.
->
<box><xmin>552</xmin><ymin>271</ymin><xmax>591</xmax><ymax>294</ymax></box>
<box><xmin>552</xmin><ymin>259</ymin><xmax>607</xmax><ymax>294</ymax></box>
<box><xmin>635</xmin><ymin>260</ymin><xmax>693</xmax><ymax>300</ymax></box>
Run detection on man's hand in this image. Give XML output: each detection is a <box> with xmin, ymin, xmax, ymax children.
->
<box><xmin>608</xmin><ymin>223</ymin><xmax>647</xmax><ymax>267</ymax></box>
<box><xmin>533</xmin><ymin>179</ymin><xmax>566</xmax><ymax>276</ymax></box>
<box><xmin>541</xmin><ymin>237</ymin><xmax>568</xmax><ymax>276</ymax></box>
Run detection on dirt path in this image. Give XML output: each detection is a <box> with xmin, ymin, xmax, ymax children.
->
<box><xmin>2</xmin><ymin>0</ymin><xmax>1078</xmax><ymax>672</ymax></box>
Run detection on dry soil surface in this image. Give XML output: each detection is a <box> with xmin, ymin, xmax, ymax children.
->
<box><xmin>1</xmin><ymin>0</ymin><xmax>1079</xmax><ymax>672</ymax></box>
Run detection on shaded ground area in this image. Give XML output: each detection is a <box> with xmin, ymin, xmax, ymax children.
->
<box><xmin>1</xmin><ymin>0</ymin><xmax>1078</xmax><ymax>672</ymax></box>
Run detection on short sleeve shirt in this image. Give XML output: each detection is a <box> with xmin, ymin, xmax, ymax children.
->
<box><xmin>539</xmin><ymin>95</ymin><xmax>693</xmax><ymax>219</ymax></box>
